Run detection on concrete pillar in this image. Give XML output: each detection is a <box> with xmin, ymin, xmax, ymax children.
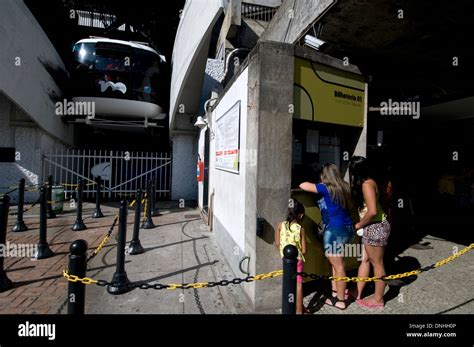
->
<box><xmin>171</xmin><ymin>133</ymin><xmax>198</xmax><ymax>201</ymax></box>
<box><xmin>260</xmin><ymin>0</ymin><xmax>336</xmax><ymax>44</ymax></box>
<box><xmin>246</xmin><ymin>41</ymin><xmax>295</xmax><ymax>310</ymax></box>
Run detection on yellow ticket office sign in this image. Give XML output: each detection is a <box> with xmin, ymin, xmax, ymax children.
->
<box><xmin>294</xmin><ymin>57</ymin><xmax>365</xmax><ymax>127</ymax></box>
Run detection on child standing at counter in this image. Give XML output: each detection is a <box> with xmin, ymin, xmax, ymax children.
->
<box><xmin>275</xmin><ymin>202</ymin><xmax>307</xmax><ymax>314</ymax></box>
<box><xmin>300</xmin><ymin>163</ymin><xmax>355</xmax><ymax>310</ymax></box>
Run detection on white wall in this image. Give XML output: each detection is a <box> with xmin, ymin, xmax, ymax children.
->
<box><xmin>0</xmin><ymin>0</ymin><xmax>74</xmax><ymax>144</ymax></box>
<box><xmin>209</xmin><ymin>67</ymin><xmax>249</xmax><ymax>252</ymax></box>
<box><xmin>0</xmin><ymin>94</ymin><xmax>67</xmax><ymax>203</ymax></box>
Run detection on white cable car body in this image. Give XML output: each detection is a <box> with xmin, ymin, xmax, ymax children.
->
<box><xmin>69</xmin><ymin>38</ymin><xmax>166</xmax><ymax>126</ymax></box>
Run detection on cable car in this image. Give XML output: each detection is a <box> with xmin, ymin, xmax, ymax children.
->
<box><xmin>69</xmin><ymin>37</ymin><xmax>166</xmax><ymax>124</ymax></box>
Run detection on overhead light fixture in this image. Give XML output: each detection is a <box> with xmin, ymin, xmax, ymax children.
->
<box><xmin>304</xmin><ymin>34</ymin><xmax>327</xmax><ymax>51</ymax></box>
<box><xmin>194</xmin><ymin>116</ymin><xmax>208</xmax><ymax>129</ymax></box>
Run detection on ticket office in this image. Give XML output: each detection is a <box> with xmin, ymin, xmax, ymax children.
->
<box><xmin>290</xmin><ymin>55</ymin><xmax>366</xmax><ymax>275</ymax></box>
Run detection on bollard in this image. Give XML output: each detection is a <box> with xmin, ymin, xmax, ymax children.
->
<box><xmin>282</xmin><ymin>244</ymin><xmax>298</xmax><ymax>315</ymax></box>
<box><xmin>142</xmin><ymin>183</ymin><xmax>155</xmax><ymax>229</ymax></box>
<box><xmin>0</xmin><ymin>195</ymin><xmax>13</xmax><ymax>292</ymax></box>
<box><xmin>67</xmin><ymin>239</ymin><xmax>88</xmax><ymax>314</ymax></box>
<box><xmin>92</xmin><ymin>176</ymin><xmax>104</xmax><ymax>218</ymax></box>
<box><xmin>12</xmin><ymin>178</ymin><xmax>28</xmax><ymax>232</ymax></box>
<box><xmin>34</xmin><ymin>186</ymin><xmax>54</xmax><ymax>259</ymax></box>
<box><xmin>72</xmin><ymin>179</ymin><xmax>87</xmax><ymax>231</ymax></box>
<box><xmin>129</xmin><ymin>189</ymin><xmax>144</xmax><ymax>255</ymax></box>
<box><xmin>46</xmin><ymin>175</ymin><xmax>56</xmax><ymax>219</ymax></box>
<box><xmin>107</xmin><ymin>200</ymin><xmax>132</xmax><ymax>294</ymax></box>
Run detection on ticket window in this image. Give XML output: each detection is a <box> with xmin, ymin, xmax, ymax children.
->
<box><xmin>290</xmin><ymin>120</ymin><xmax>361</xmax><ymax>276</ymax></box>
<box><xmin>291</xmin><ymin>120</ymin><xmax>344</xmax><ymax>188</ymax></box>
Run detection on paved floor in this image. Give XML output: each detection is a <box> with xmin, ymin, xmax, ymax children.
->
<box><xmin>77</xmin><ymin>206</ymin><xmax>253</xmax><ymax>314</ymax></box>
<box><xmin>1</xmin><ymin>202</ymin><xmax>128</xmax><ymax>314</ymax></box>
<box><xmin>1</xmin><ymin>201</ymin><xmax>253</xmax><ymax>314</ymax></box>
<box><xmin>303</xmin><ymin>236</ymin><xmax>474</xmax><ymax>315</ymax></box>
<box><xmin>1</xmin><ymin>200</ymin><xmax>473</xmax><ymax>314</ymax></box>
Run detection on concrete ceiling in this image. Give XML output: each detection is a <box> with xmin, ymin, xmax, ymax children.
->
<box><xmin>316</xmin><ymin>0</ymin><xmax>474</xmax><ymax>106</ymax></box>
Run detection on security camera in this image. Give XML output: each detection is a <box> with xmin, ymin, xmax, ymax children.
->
<box><xmin>304</xmin><ymin>35</ymin><xmax>327</xmax><ymax>51</ymax></box>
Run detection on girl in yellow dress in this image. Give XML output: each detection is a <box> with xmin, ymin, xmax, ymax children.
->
<box><xmin>275</xmin><ymin>201</ymin><xmax>307</xmax><ymax>314</ymax></box>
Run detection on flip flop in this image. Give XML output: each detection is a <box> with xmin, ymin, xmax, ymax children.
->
<box><xmin>325</xmin><ymin>295</ymin><xmax>347</xmax><ymax>310</ymax></box>
<box><xmin>332</xmin><ymin>289</ymin><xmax>356</xmax><ymax>300</ymax></box>
<box><xmin>357</xmin><ymin>299</ymin><xmax>384</xmax><ymax>309</ymax></box>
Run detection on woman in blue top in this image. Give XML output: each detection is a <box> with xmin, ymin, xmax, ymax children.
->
<box><xmin>300</xmin><ymin>163</ymin><xmax>355</xmax><ymax>310</ymax></box>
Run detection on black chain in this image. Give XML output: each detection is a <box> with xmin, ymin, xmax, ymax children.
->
<box><xmin>1</xmin><ymin>187</ymin><xmax>18</xmax><ymax>197</ymax></box>
<box><xmin>90</xmin><ymin>274</ymin><xmax>258</xmax><ymax>290</ymax></box>
<box><xmin>417</xmin><ymin>264</ymin><xmax>436</xmax><ymax>273</ymax></box>
<box><xmin>296</xmin><ymin>272</ymin><xmax>330</xmax><ymax>281</ymax></box>
<box><xmin>9</xmin><ymin>198</ymin><xmax>41</xmax><ymax>216</ymax></box>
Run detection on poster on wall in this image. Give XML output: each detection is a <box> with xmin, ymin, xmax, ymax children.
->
<box><xmin>215</xmin><ymin>101</ymin><xmax>240</xmax><ymax>173</ymax></box>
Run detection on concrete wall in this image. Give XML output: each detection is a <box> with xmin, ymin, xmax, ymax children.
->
<box><xmin>260</xmin><ymin>0</ymin><xmax>335</xmax><ymax>44</ymax></box>
<box><xmin>0</xmin><ymin>94</ymin><xmax>67</xmax><ymax>203</ymax></box>
<box><xmin>169</xmin><ymin>0</ymin><xmax>223</xmax><ymax>133</ymax></box>
<box><xmin>0</xmin><ymin>0</ymin><xmax>73</xmax><ymax>145</ymax></box>
<box><xmin>245</xmin><ymin>0</ymin><xmax>282</xmax><ymax>7</ymax></box>
<box><xmin>171</xmin><ymin>133</ymin><xmax>198</xmax><ymax>201</ymax></box>
<box><xmin>169</xmin><ymin>1</ymin><xmax>225</xmax><ymax>201</ymax></box>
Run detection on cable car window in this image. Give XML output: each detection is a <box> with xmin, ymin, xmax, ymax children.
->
<box><xmin>69</xmin><ymin>40</ymin><xmax>163</xmax><ymax>105</ymax></box>
<box><xmin>131</xmin><ymin>48</ymin><xmax>160</xmax><ymax>103</ymax></box>
<box><xmin>94</xmin><ymin>45</ymin><xmax>131</xmax><ymax>98</ymax></box>
<box><xmin>72</xmin><ymin>43</ymin><xmax>95</xmax><ymax>67</ymax></box>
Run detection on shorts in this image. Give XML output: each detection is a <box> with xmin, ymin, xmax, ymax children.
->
<box><xmin>323</xmin><ymin>225</ymin><xmax>355</xmax><ymax>256</ymax></box>
<box><xmin>363</xmin><ymin>219</ymin><xmax>391</xmax><ymax>247</ymax></box>
<box><xmin>296</xmin><ymin>260</ymin><xmax>304</xmax><ymax>284</ymax></box>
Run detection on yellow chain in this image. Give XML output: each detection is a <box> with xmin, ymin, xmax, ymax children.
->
<box><xmin>329</xmin><ymin>243</ymin><xmax>474</xmax><ymax>282</ymax></box>
<box><xmin>57</xmin><ymin>182</ymin><xmax>96</xmax><ymax>187</ymax></box>
<box><xmin>60</xmin><ymin>183</ymin><xmax>79</xmax><ymax>187</ymax></box>
<box><xmin>186</xmin><ymin>282</ymin><xmax>209</xmax><ymax>289</ymax></box>
<box><xmin>62</xmin><ymin>269</ymin><xmax>284</xmax><ymax>288</ymax></box>
<box><xmin>63</xmin><ymin>270</ymin><xmax>98</xmax><ymax>285</ymax></box>
<box><xmin>251</xmin><ymin>270</ymin><xmax>283</xmax><ymax>281</ymax></box>
<box><xmin>63</xmin><ymin>244</ymin><xmax>473</xmax><ymax>287</ymax></box>
<box><xmin>92</xmin><ymin>235</ymin><xmax>110</xmax><ymax>256</ymax></box>
<box><xmin>90</xmin><ymin>215</ymin><xmax>119</xmax><ymax>256</ymax></box>
<box><xmin>142</xmin><ymin>196</ymin><xmax>148</xmax><ymax>223</ymax></box>
<box><xmin>434</xmin><ymin>243</ymin><xmax>473</xmax><ymax>268</ymax></box>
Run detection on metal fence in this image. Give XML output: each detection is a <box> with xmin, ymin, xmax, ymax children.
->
<box><xmin>42</xmin><ymin>149</ymin><xmax>171</xmax><ymax>200</ymax></box>
<box><xmin>241</xmin><ymin>2</ymin><xmax>278</xmax><ymax>22</ymax></box>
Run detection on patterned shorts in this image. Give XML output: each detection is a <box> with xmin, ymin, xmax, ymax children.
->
<box><xmin>362</xmin><ymin>219</ymin><xmax>391</xmax><ymax>247</ymax></box>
